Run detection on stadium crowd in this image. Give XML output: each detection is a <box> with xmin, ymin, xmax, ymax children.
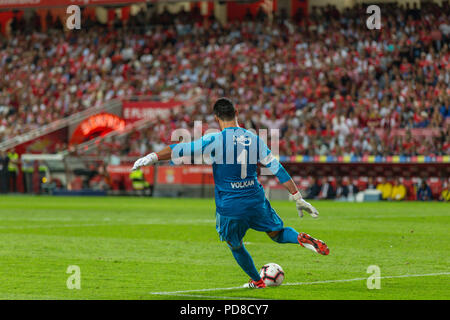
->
<box><xmin>302</xmin><ymin>175</ymin><xmax>450</xmax><ymax>202</ymax></box>
<box><xmin>0</xmin><ymin>2</ymin><xmax>449</xmax><ymax>161</ymax></box>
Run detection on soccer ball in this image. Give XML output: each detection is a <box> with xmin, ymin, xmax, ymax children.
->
<box><xmin>259</xmin><ymin>263</ymin><xmax>284</xmax><ymax>287</ymax></box>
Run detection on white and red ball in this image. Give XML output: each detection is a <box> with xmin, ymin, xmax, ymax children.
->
<box><xmin>260</xmin><ymin>263</ymin><xmax>284</xmax><ymax>287</ymax></box>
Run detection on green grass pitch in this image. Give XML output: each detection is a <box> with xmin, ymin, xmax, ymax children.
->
<box><xmin>0</xmin><ymin>195</ymin><xmax>448</xmax><ymax>300</ymax></box>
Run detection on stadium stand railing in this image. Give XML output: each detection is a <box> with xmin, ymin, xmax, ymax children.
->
<box><xmin>0</xmin><ymin>99</ymin><xmax>122</xmax><ymax>152</ymax></box>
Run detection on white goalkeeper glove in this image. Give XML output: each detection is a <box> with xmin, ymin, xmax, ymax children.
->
<box><xmin>290</xmin><ymin>191</ymin><xmax>319</xmax><ymax>219</ymax></box>
<box><xmin>131</xmin><ymin>152</ymin><xmax>159</xmax><ymax>171</ymax></box>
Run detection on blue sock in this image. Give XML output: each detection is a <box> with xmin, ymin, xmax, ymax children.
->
<box><xmin>272</xmin><ymin>227</ymin><xmax>299</xmax><ymax>244</ymax></box>
<box><xmin>230</xmin><ymin>244</ymin><xmax>261</xmax><ymax>281</ymax></box>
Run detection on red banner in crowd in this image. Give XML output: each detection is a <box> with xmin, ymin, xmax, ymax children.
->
<box><xmin>122</xmin><ymin>100</ymin><xmax>183</xmax><ymax>122</ymax></box>
<box><xmin>157</xmin><ymin>165</ymin><xmax>214</xmax><ymax>185</ymax></box>
<box><xmin>0</xmin><ymin>0</ymin><xmax>147</xmax><ymax>9</ymax></box>
<box><xmin>107</xmin><ymin>164</ymin><xmax>214</xmax><ymax>191</ymax></box>
<box><xmin>227</xmin><ymin>0</ymin><xmax>277</xmax><ymax>21</ymax></box>
<box><xmin>291</xmin><ymin>0</ymin><xmax>308</xmax><ymax>18</ymax></box>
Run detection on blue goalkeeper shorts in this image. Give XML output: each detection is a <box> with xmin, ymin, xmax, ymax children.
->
<box><xmin>215</xmin><ymin>197</ymin><xmax>284</xmax><ymax>249</ymax></box>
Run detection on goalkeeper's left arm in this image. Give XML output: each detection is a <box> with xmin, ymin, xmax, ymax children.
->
<box><xmin>259</xmin><ymin>142</ymin><xmax>319</xmax><ymax>219</ymax></box>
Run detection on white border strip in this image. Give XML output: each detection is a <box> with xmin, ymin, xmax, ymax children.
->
<box><xmin>150</xmin><ymin>272</ymin><xmax>450</xmax><ymax>298</ymax></box>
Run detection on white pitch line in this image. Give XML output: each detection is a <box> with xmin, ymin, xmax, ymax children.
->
<box><xmin>283</xmin><ymin>272</ymin><xmax>450</xmax><ymax>287</ymax></box>
<box><xmin>150</xmin><ymin>272</ymin><xmax>450</xmax><ymax>297</ymax></box>
<box><xmin>151</xmin><ymin>285</ymin><xmax>244</xmax><ymax>295</ymax></box>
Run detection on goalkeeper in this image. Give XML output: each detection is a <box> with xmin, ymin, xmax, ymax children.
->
<box><xmin>132</xmin><ymin>98</ymin><xmax>329</xmax><ymax>289</ymax></box>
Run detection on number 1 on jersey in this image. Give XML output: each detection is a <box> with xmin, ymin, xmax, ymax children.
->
<box><xmin>237</xmin><ymin>149</ymin><xmax>248</xmax><ymax>179</ymax></box>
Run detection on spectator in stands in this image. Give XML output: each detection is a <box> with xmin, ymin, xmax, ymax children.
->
<box><xmin>377</xmin><ymin>178</ymin><xmax>393</xmax><ymax>200</ymax></box>
<box><xmin>440</xmin><ymin>183</ymin><xmax>450</xmax><ymax>202</ymax></box>
<box><xmin>0</xmin><ymin>150</ymin><xmax>9</xmax><ymax>193</ymax></box>
<box><xmin>366</xmin><ymin>177</ymin><xmax>376</xmax><ymax>190</ymax></box>
<box><xmin>417</xmin><ymin>180</ymin><xmax>433</xmax><ymax>201</ymax></box>
<box><xmin>305</xmin><ymin>177</ymin><xmax>321</xmax><ymax>199</ymax></box>
<box><xmin>318</xmin><ymin>178</ymin><xmax>336</xmax><ymax>200</ymax></box>
<box><xmin>335</xmin><ymin>178</ymin><xmax>360</xmax><ymax>202</ymax></box>
<box><xmin>89</xmin><ymin>165</ymin><xmax>111</xmax><ymax>191</ymax></box>
<box><xmin>335</xmin><ymin>178</ymin><xmax>348</xmax><ymax>201</ymax></box>
<box><xmin>390</xmin><ymin>178</ymin><xmax>407</xmax><ymax>201</ymax></box>
<box><xmin>346</xmin><ymin>179</ymin><xmax>359</xmax><ymax>201</ymax></box>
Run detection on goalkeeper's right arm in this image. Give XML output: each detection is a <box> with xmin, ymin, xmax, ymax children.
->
<box><xmin>131</xmin><ymin>146</ymin><xmax>173</xmax><ymax>171</ymax></box>
<box><xmin>131</xmin><ymin>134</ymin><xmax>215</xmax><ymax>171</ymax></box>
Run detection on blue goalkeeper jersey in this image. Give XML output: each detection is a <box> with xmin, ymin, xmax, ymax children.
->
<box><xmin>170</xmin><ymin>127</ymin><xmax>291</xmax><ymax>217</ymax></box>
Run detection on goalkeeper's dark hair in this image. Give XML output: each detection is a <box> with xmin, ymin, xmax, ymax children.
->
<box><xmin>213</xmin><ymin>98</ymin><xmax>236</xmax><ymax>121</ymax></box>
